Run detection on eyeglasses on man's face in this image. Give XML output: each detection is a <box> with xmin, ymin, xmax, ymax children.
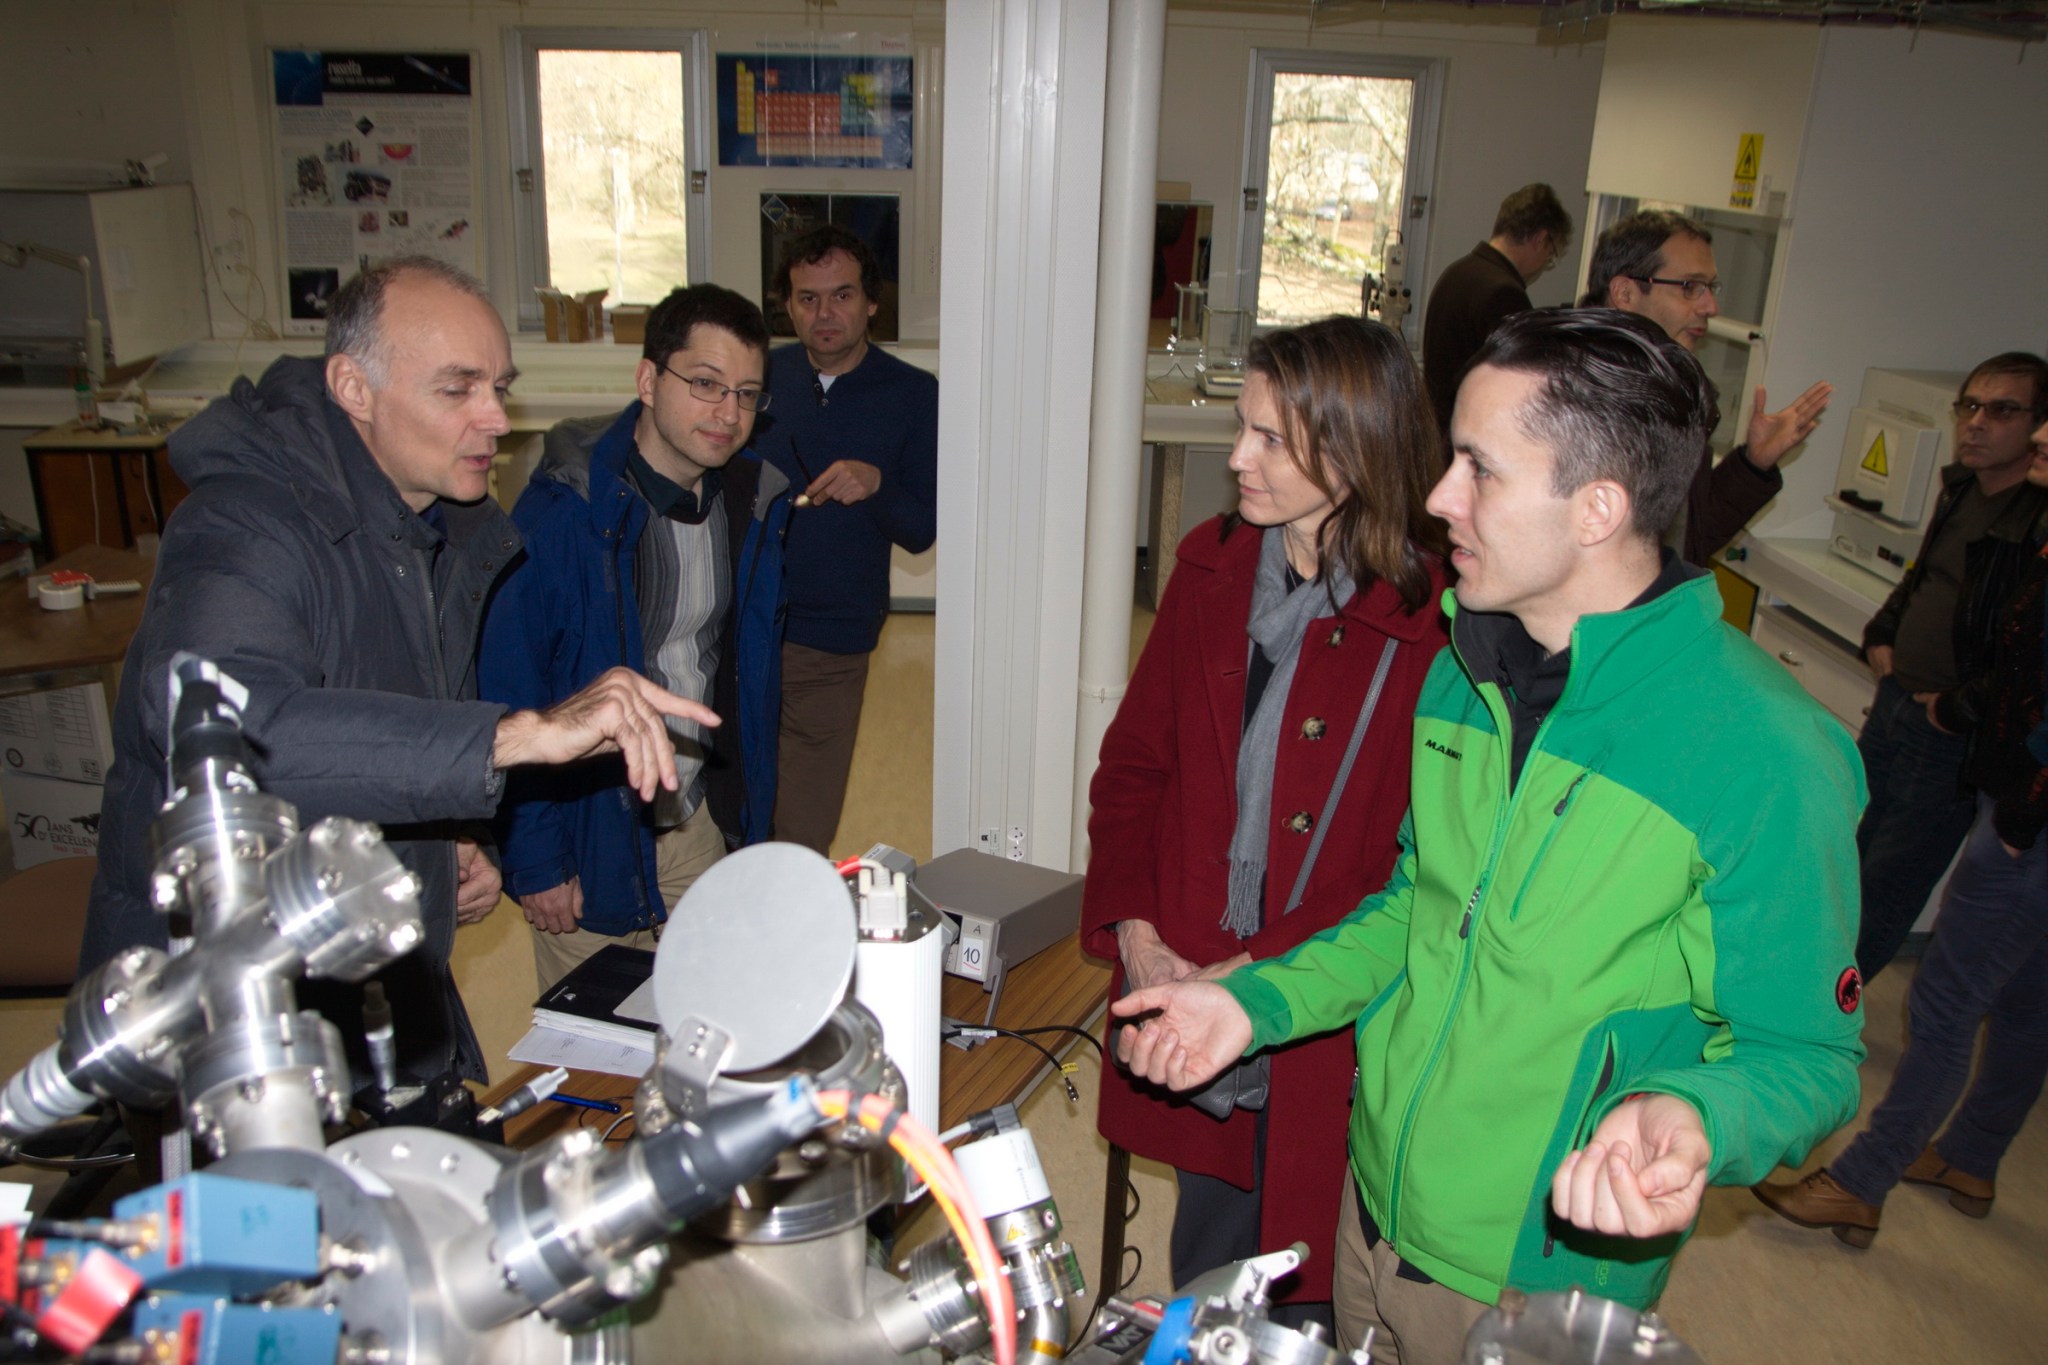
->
<box><xmin>1952</xmin><ymin>398</ymin><xmax>2038</xmax><ymax>424</ymax></box>
<box><xmin>661</xmin><ymin>362</ymin><xmax>771</xmax><ymax>413</ymax></box>
<box><xmin>1630</xmin><ymin>275</ymin><xmax>1722</xmax><ymax>301</ymax></box>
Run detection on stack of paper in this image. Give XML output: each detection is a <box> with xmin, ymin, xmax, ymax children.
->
<box><xmin>508</xmin><ymin>945</ymin><xmax>661</xmax><ymax>1079</ymax></box>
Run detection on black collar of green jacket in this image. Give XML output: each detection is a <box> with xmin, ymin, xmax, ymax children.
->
<box><xmin>1449</xmin><ymin>550</ymin><xmax>1712</xmax><ymax>708</ymax></box>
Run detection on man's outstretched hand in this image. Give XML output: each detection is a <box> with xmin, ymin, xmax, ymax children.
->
<box><xmin>492</xmin><ymin>667</ymin><xmax>719</xmax><ymax>801</ymax></box>
<box><xmin>1745</xmin><ymin>381</ymin><xmax>1834</xmax><ymax>469</ymax></box>
<box><xmin>1109</xmin><ymin>979</ymin><xmax>1255</xmax><ymax>1093</ymax></box>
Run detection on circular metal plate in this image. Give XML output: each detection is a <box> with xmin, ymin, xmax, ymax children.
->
<box><xmin>653</xmin><ymin>844</ymin><xmax>856</xmax><ymax>1072</ymax></box>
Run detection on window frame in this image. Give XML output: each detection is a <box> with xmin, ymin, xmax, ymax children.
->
<box><xmin>1234</xmin><ymin>48</ymin><xmax>1445</xmax><ymax>340</ymax></box>
<box><xmin>504</xmin><ymin>27</ymin><xmax>712</xmax><ymax>332</ymax></box>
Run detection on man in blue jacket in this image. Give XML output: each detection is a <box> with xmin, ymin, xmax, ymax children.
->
<box><xmin>752</xmin><ymin>226</ymin><xmax>937</xmax><ymax>854</ymax></box>
<box><xmin>480</xmin><ymin>286</ymin><xmax>791</xmax><ymax>990</ymax></box>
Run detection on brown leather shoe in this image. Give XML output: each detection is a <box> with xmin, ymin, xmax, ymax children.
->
<box><xmin>1751</xmin><ymin>1169</ymin><xmax>1881</xmax><ymax>1248</ymax></box>
<box><xmin>1902</xmin><ymin>1147</ymin><xmax>1995</xmax><ymax>1218</ymax></box>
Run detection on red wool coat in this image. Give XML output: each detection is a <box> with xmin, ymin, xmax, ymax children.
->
<box><xmin>1081</xmin><ymin>517</ymin><xmax>1447</xmax><ymax>1302</ymax></box>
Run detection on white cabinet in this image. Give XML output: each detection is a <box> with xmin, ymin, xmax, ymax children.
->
<box><xmin>1751</xmin><ymin>605</ymin><xmax>1874</xmax><ymax>737</ymax></box>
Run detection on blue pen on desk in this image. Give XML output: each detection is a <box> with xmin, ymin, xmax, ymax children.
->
<box><xmin>548</xmin><ymin>1093</ymin><xmax>623</xmax><ymax>1115</ymax></box>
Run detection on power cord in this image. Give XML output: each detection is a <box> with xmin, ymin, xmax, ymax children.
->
<box><xmin>940</xmin><ymin>1024</ymin><xmax>1081</xmax><ymax>1103</ymax></box>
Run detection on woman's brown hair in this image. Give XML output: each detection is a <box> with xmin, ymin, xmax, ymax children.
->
<box><xmin>1239</xmin><ymin>315</ymin><xmax>1445</xmax><ymax>612</ymax></box>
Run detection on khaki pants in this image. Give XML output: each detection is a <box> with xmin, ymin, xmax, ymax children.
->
<box><xmin>1334</xmin><ymin>1177</ymin><xmax>1488</xmax><ymax>1365</ymax></box>
<box><xmin>530</xmin><ymin>802</ymin><xmax>726</xmax><ymax>994</ymax></box>
<box><xmin>773</xmin><ymin>641</ymin><xmax>871</xmax><ymax>856</ymax></box>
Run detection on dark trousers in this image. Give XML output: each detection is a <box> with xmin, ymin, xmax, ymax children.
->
<box><xmin>772</xmin><ymin>642</ymin><xmax>871</xmax><ymax>856</ymax></box>
<box><xmin>1855</xmin><ymin>675</ymin><xmax>1976</xmax><ymax>979</ymax></box>
<box><xmin>1833</xmin><ymin>795</ymin><xmax>2048</xmax><ymax>1202</ymax></box>
<box><xmin>1170</xmin><ymin>1108</ymin><xmax>1333</xmax><ymax>1330</ymax></box>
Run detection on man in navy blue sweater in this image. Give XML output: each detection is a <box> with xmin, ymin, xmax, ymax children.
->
<box><xmin>754</xmin><ymin>226</ymin><xmax>937</xmax><ymax>853</ymax></box>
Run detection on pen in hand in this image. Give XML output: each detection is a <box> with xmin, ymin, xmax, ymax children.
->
<box><xmin>790</xmin><ymin>438</ymin><xmax>817</xmax><ymax>508</ymax></box>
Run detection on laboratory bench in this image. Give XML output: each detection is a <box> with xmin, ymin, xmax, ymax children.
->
<box><xmin>21</xmin><ymin>419</ymin><xmax>188</xmax><ymax>561</ymax></box>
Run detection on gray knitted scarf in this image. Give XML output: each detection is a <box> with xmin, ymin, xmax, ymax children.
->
<box><xmin>1224</xmin><ymin>528</ymin><xmax>1355</xmax><ymax>938</ymax></box>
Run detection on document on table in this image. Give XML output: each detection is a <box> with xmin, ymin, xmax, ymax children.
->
<box><xmin>508</xmin><ymin>1024</ymin><xmax>655</xmax><ymax>1079</ymax></box>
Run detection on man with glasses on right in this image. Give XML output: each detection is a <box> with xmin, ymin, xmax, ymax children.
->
<box><xmin>1849</xmin><ymin>353</ymin><xmax>2048</xmax><ymax>981</ymax></box>
<box><xmin>1584</xmin><ymin>209</ymin><xmax>1833</xmax><ymax>563</ymax></box>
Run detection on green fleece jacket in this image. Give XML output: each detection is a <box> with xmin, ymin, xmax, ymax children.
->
<box><xmin>1223</xmin><ymin>573</ymin><xmax>1867</xmax><ymax>1308</ymax></box>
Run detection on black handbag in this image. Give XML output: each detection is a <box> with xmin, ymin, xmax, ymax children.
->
<box><xmin>1182</xmin><ymin>636</ymin><xmax>1399</xmax><ymax>1121</ymax></box>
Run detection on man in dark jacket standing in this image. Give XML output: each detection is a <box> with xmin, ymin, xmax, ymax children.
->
<box><xmin>1852</xmin><ymin>353</ymin><xmax>2048</xmax><ymax>979</ymax></box>
<box><xmin>1757</xmin><ymin>408</ymin><xmax>2048</xmax><ymax>1245</ymax></box>
<box><xmin>479</xmin><ymin>286</ymin><xmax>792</xmax><ymax>992</ymax></box>
<box><xmin>83</xmin><ymin>256</ymin><xmax>715</xmax><ymax>1085</ymax></box>
<box><xmin>752</xmin><ymin>226</ymin><xmax>937</xmax><ymax>855</ymax></box>
<box><xmin>1420</xmin><ymin>182</ymin><xmax>1573</xmax><ymax>433</ymax></box>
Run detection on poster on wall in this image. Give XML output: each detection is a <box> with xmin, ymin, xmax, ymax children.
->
<box><xmin>758</xmin><ymin>194</ymin><xmax>901</xmax><ymax>343</ymax></box>
<box><xmin>716</xmin><ymin>35</ymin><xmax>913</xmax><ymax>170</ymax></box>
<box><xmin>270</xmin><ymin>50</ymin><xmax>479</xmax><ymax>336</ymax></box>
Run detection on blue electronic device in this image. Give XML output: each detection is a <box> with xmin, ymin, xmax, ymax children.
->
<box><xmin>131</xmin><ymin>1297</ymin><xmax>343</xmax><ymax>1365</ymax></box>
<box><xmin>113</xmin><ymin>1172</ymin><xmax>321</xmax><ymax>1293</ymax></box>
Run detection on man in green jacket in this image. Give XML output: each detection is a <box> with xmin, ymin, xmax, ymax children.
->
<box><xmin>1115</xmin><ymin>308</ymin><xmax>1866</xmax><ymax>1363</ymax></box>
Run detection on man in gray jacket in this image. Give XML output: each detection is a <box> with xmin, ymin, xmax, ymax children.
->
<box><xmin>84</xmin><ymin>256</ymin><xmax>710</xmax><ymax>1085</ymax></box>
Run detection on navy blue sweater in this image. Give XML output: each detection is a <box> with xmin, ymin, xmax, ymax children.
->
<box><xmin>754</xmin><ymin>342</ymin><xmax>937</xmax><ymax>654</ymax></box>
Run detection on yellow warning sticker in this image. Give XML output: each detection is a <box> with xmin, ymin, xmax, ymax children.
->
<box><xmin>1861</xmin><ymin>430</ymin><xmax>1889</xmax><ymax>478</ymax></box>
<box><xmin>1733</xmin><ymin>133</ymin><xmax>1764</xmax><ymax>181</ymax></box>
<box><xmin>1730</xmin><ymin>133</ymin><xmax>1764</xmax><ymax>209</ymax></box>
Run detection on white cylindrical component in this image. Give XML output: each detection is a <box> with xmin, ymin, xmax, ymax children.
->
<box><xmin>854</xmin><ymin>926</ymin><xmax>944</xmax><ymax>1136</ymax></box>
<box><xmin>37</xmin><ymin>581</ymin><xmax>84</xmax><ymax>611</ymax></box>
<box><xmin>1070</xmin><ymin>0</ymin><xmax>1169</xmax><ymax>873</ymax></box>
<box><xmin>0</xmin><ymin>1044</ymin><xmax>95</xmax><ymax>1140</ymax></box>
<box><xmin>953</xmin><ymin>1128</ymin><xmax>1051</xmax><ymax>1218</ymax></box>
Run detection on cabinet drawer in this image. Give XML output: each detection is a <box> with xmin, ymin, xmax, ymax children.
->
<box><xmin>1752</xmin><ymin>607</ymin><xmax>1874</xmax><ymax>736</ymax></box>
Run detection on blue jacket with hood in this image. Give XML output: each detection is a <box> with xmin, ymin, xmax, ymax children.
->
<box><xmin>478</xmin><ymin>403</ymin><xmax>791</xmax><ymax>934</ymax></box>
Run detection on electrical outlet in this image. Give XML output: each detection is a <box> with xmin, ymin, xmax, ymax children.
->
<box><xmin>213</xmin><ymin>240</ymin><xmax>245</xmax><ymax>267</ymax></box>
<box><xmin>979</xmin><ymin>827</ymin><xmax>999</xmax><ymax>853</ymax></box>
<box><xmin>1007</xmin><ymin>826</ymin><xmax>1026</xmax><ymax>862</ymax></box>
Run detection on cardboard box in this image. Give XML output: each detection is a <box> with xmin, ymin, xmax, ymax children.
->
<box><xmin>535</xmin><ymin>287</ymin><xmax>608</xmax><ymax>342</ymax></box>
<box><xmin>1</xmin><ymin>771</ymin><xmax>104</xmax><ymax>868</ymax></box>
<box><xmin>611</xmin><ymin>305</ymin><xmax>649</xmax><ymax>346</ymax></box>
<box><xmin>0</xmin><ymin>682</ymin><xmax>114</xmax><ymax>785</ymax></box>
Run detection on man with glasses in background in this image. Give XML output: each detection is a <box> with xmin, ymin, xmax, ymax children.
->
<box><xmin>1584</xmin><ymin>209</ymin><xmax>1834</xmax><ymax>563</ymax></box>
<box><xmin>479</xmin><ymin>285</ymin><xmax>793</xmax><ymax>990</ymax></box>
<box><xmin>1848</xmin><ymin>353</ymin><xmax>2048</xmax><ymax>982</ymax></box>
<box><xmin>752</xmin><ymin>225</ymin><xmax>937</xmax><ymax>856</ymax></box>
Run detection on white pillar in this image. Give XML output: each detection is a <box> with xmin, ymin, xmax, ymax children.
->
<box><xmin>933</xmin><ymin>0</ymin><xmax>1110</xmax><ymax>870</ymax></box>
<box><xmin>1068</xmin><ymin>0</ymin><xmax>1167</xmax><ymax>872</ymax></box>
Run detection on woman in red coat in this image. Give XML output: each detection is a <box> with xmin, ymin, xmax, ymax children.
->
<box><xmin>1082</xmin><ymin>316</ymin><xmax>1448</xmax><ymax>1322</ymax></box>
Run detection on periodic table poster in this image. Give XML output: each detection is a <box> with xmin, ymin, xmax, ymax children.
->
<box><xmin>715</xmin><ymin>34</ymin><xmax>913</xmax><ymax>170</ymax></box>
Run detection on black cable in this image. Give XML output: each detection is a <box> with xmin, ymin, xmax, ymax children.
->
<box><xmin>0</xmin><ymin>1143</ymin><xmax>133</xmax><ymax>1173</ymax></box>
<box><xmin>1005</xmin><ymin>1024</ymin><xmax>1104</xmax><ymax>1057</ymax></box>
<box><xmin>1068</xmin><ymin>1171</ymin><xmax>1147</xmax><ymax>1351</ymax></box>
<box><xmin>945</xmin><ymin>1026</ymin><xmax>1080</xmax><ymax>1103</ymax></box>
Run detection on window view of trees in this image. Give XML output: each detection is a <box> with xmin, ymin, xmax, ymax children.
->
<box><xmin>538</xmin><ymin>49</ymin><xmax>689</xmax><ymax>304</ymax></box>
<box><xmin>1256</xmin><ymin>72</ymin><xmax>1413</xmax><ymax>327</ymax></box>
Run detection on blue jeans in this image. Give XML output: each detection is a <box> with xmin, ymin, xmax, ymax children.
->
<box><xmin>1832</xmin><ymin>796</ymin><xmax>2048</xmax><ymax>1202</ymax></box>
<box><xmin>1855</xmin><ymin>675</ymin><xmax>1976</xmax><ymax>979</ymax></box>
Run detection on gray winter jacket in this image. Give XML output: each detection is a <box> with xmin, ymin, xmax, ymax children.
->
<box><xmin>81</xmin><ymin>355</ymin><xmax>521</xmax><ymax>1083</ymax></box>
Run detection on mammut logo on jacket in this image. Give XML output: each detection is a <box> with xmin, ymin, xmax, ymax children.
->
<box><xmin>1425</xmin><ymin>738</ymin><xmax>1463</xmax><ymax>761</ymax></box>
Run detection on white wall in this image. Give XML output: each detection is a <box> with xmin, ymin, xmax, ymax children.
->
<box><xmin>1755</xmin><ymin>25</ymin><xmax>2048</xmax><ymax>539</ymax></box>
<box><xmin>1158</xmin><ymin>9</ymin><xmax>1605</xmax><ymax>314</ymax></box>
<box><xmin>0</xmin><ymin>2</ymin><xmax>193</xmax><ymax>186</ymax></box>
<box><xmin>153</xmin><ymin>0</ymin><xmax>944</xmax><ymax>342</ymax></box>
<box><xmin>1586</xmin><ymin>17</ymin><xmax>1820</xmax><ymax>217</ymax></box>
